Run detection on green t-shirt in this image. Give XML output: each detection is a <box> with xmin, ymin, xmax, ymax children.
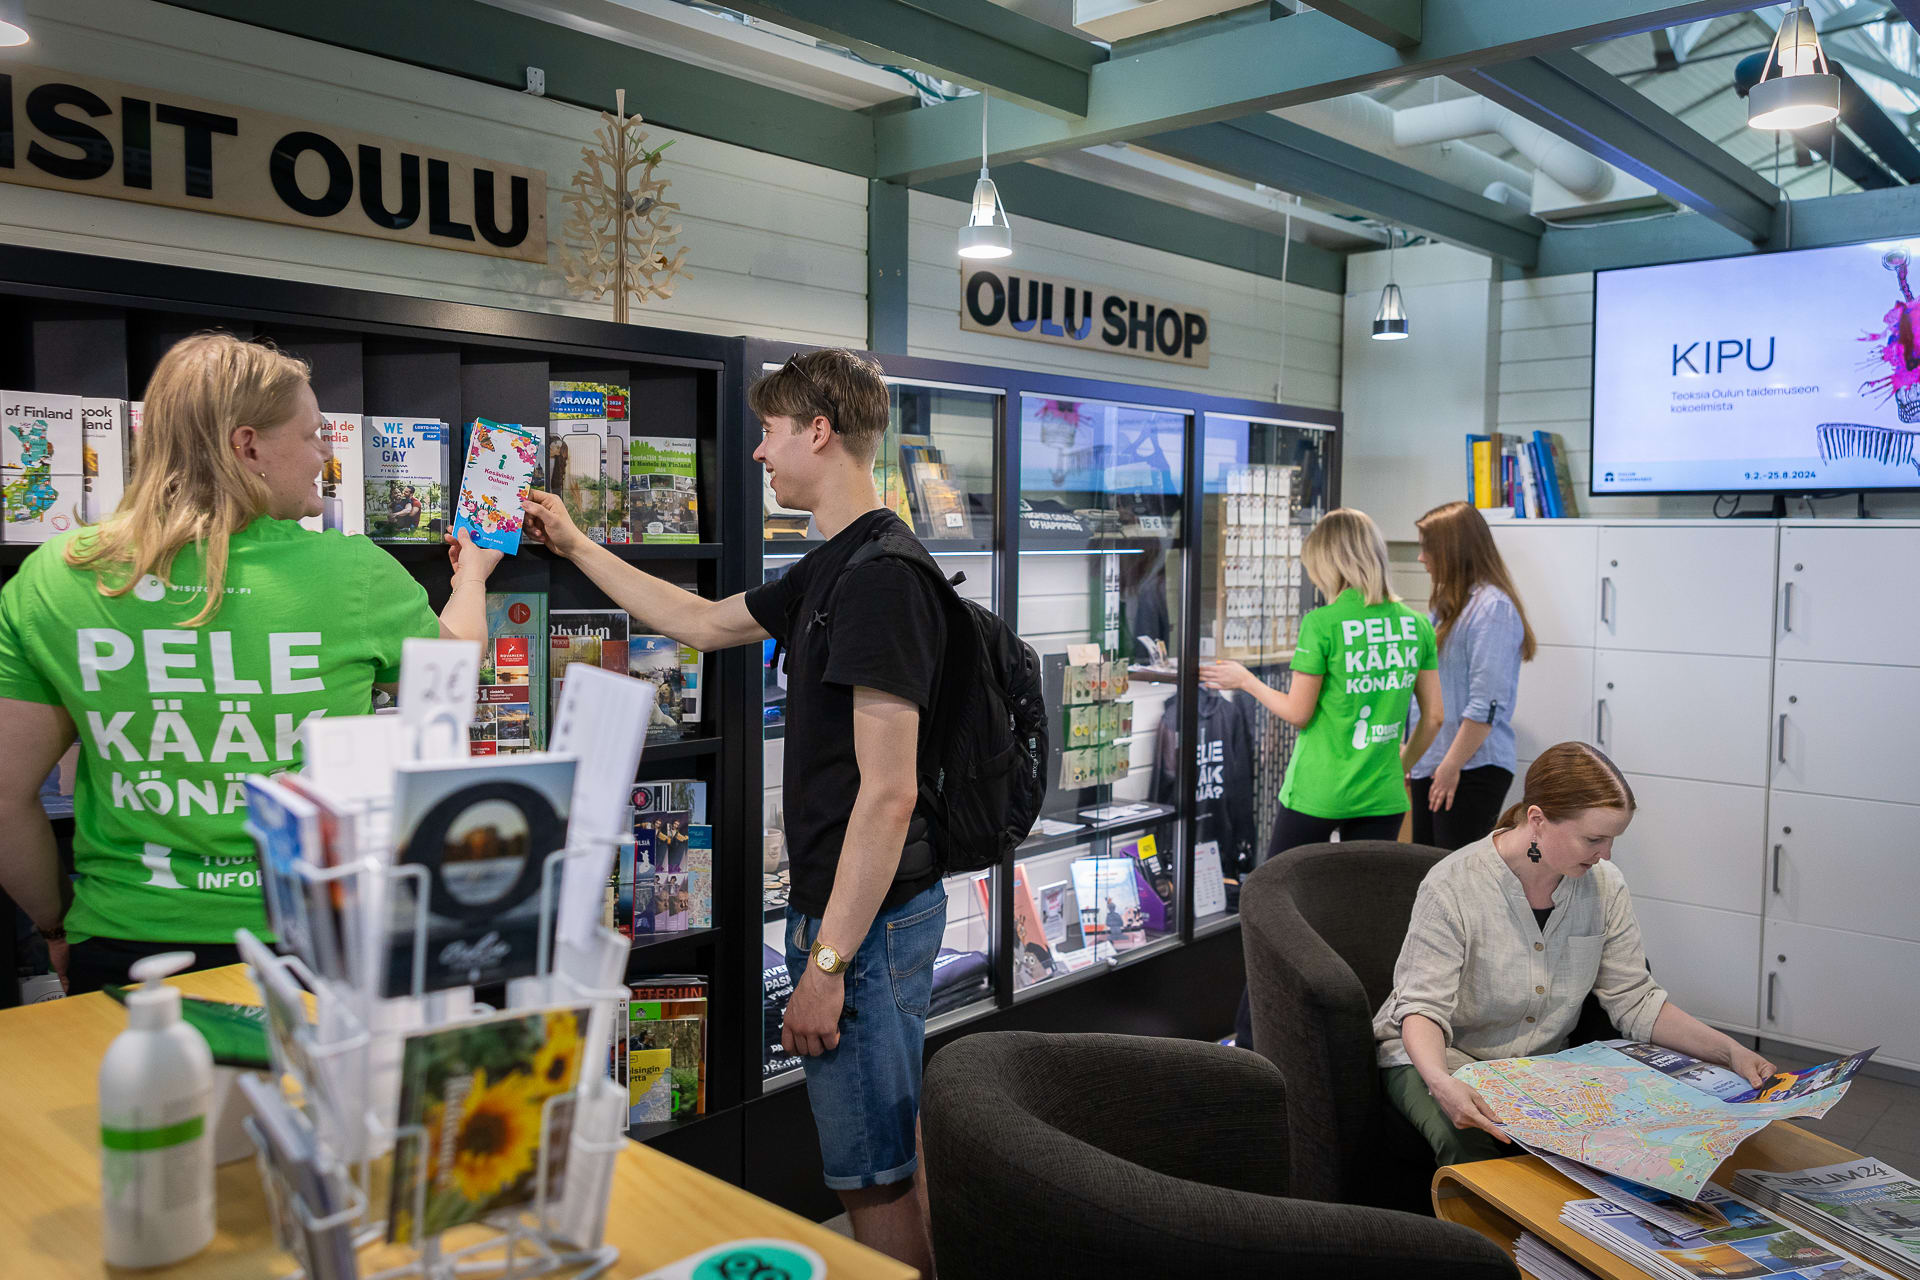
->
<box><xmin>1278</xmin><ymin>588</ymin><xmax>1438</xmax><ymax>820</ymax></box>
<box><xmin>0</xmin><ymin>519</ymin><xmax>439</xmax><ymax>944</ymax></box>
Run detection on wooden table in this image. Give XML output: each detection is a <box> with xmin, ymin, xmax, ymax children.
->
<box><xmin>0</xmin><ymin>966</ymin><xmax>916</xmax><ymax>1280</ymax></box>
<box><xmin>1433</xmin><ymin>1123</ymin><xmax>1860</xmax><ymax>1280</ymax></box>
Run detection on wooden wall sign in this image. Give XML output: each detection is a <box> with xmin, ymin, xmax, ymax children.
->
<box><xmin>959</xmin><ymin>266</ymin><xmax>1211</xmax><ymax>367</ymax></box>
<box><xmin>0</xmin><ymin>65</ymin><xmax>547</xmax><ymax>263</ymax></box>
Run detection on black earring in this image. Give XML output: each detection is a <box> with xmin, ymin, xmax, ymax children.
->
<box><xmin>1527</xmin><ymin>841</ymin><xmax>1542</xmax><ymax>863</ymax></box>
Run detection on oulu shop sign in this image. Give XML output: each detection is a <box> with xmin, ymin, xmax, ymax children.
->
<box><xmin>961</xmin><ymin>267</ymin><xmax>1211</xmax><ymax>367</ymax></box>
<box><xmin>0</xmin><ymin>64</ymin><xmax>547</xmax><ymax>263</ymax></box>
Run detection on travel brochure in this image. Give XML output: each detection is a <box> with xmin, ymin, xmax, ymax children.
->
<box><xmin>453</xmin><ymin>418</ymin><xmax>540</xmax><ymax>553</ymax></box>
<box><xmin>1563</xmin><ymin>1184</ymin><xmax>1898</xmax><ymax>1280</ymax></box>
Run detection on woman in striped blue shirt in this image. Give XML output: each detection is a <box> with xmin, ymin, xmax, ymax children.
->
<box><xmin>1407</xmin><ymin>501</ymin><xmax>1536</xmax><ymax>849</ymax></box>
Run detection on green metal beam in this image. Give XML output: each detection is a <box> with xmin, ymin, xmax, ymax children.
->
<box><xmin>874</xmin><ymin>0</ymin><xmax>1765</xmax><ymax>184</ymax></box>
<box><xmin>1142</xmin><ymin>117</ymin><xmax>1544</xmax><ymax>264</ymax></box>
<box><xmin>1461</xmin><ymin>50</ymin><xmax>1779</xmax><ymax>243</ymax></box>
<box><xmin>727</xmin><ymin>0</ymin><xmax>1103</xmax><ymax>117</ymax></box>
<box><xmin>868</xmin><ymin>179</ymin><xmax>910</xmax><ymax>353</ymax></box>
<box><xmin>1311</xmin><ymin>0</ymin><xmax>1423</xmax><ymax>48</ymax></box>
<box><xmin>917</xmin><ymin>164</ymin><xmax>1347</xmax><ymax>294</ymax></box>
<box><xmin>153</xmin><ymin>0</ymin><xmax>874</xmax><ymax>174</ymax></box>
<box><xmin>1519</xmin><ymin>184</ymin><xmax>1920</xmax><ymax>278</ymax></box>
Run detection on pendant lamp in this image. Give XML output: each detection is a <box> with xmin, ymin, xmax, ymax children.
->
<box><xmin>0</xmin><ymin>0</ymin><xmax>29</xmax><ymax>46</ymax></box>
<box><xmin>1748</xmin><ymin>3</ymin><xmax>1840</xmax><ymax>132</ymax></box>
<box><xmin>1372</xmin><ymin>229</ymin><xmax>1408</xmax><ymax>341</ymax></box>
<box><xmin>957</xmin><ymin>95</ymin><xmax>1012</xmax><ymax>260</ymax></box>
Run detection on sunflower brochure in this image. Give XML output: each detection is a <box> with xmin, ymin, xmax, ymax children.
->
<box><xmin>387</xmin><ymin>1005</ymin><xmax>592</xmax><ymax>1244</ymax></box>
<box><xmin>453</xmin><ymin>418</ymin><xmax>540</xmax><ymax>553</ymax></box>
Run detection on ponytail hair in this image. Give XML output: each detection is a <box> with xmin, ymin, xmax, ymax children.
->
<box><xmin>1498</xmin><ymin>741</ymin><xmax>1636</xmax><ymax>831</ymax></box>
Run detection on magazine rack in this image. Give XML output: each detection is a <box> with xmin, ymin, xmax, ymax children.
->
<box><xmin>244</xmin><ymin>824</ymin><xmax>633</xmax><ymax>1280</ymax></box>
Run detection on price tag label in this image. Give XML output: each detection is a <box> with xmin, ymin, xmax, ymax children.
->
<box><xmin>397</xmin><ymin>638</ymin><xmax>481</xmax><ymax>761</ymax></box>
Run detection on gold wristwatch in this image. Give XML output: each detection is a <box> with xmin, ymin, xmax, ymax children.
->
<box><xmin>810</xmin><ymin>940</ymin><xmax>852</xmax><ymax>975</ymax></box>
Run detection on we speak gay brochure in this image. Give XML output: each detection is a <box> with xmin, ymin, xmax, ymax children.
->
<box><xmin>453</xmin><ymin>418</ymin><xmax>539</xmax><ymax>553</ymax></box>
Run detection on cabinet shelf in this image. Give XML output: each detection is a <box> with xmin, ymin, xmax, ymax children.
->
<box><xmin>1016</xmin><ymin>802</ymin><xmax>1179</xmax><ymax>861</ymax></box>
<box><xmin>641</xmin><ymin>736</ymin><xmax>723</xmax><ymax>762</ymax></box>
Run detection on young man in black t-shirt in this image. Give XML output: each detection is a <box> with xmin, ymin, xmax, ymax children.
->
<box><xmin>523</xmin><ymin>349</ymin><xmax>946</xmax><ymax>1273</ymax></box>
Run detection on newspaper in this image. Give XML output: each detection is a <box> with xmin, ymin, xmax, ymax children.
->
<box><xmin>1562</xmin><ymin>1186</ymin><xmax>1897</xmax><ymax>1280</ymax></box>
<box><xmin>1735</xmin><ymin>1159</ymin><xmax>1920</xmax><ymax>1280</ymax></box>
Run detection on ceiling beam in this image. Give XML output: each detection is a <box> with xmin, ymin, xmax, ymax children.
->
<box><xmin>874</xmin><ymin>0</ymin><xmax>1765</xmax><ymax>183</ymax></box>
<box><xmin>724</xmin><ymin>0</ymin><xmax>1103</xmax><ymax>117</ymax></box>
<box><xmin>916</xmin><ymin>162</ymin><xmax>1348</xmax><ymax>294</ymax></box>
<box><xmin>1461</xmin><ymin>50</ymin><xmax>1779</xmax><ymax>243</ymax></box>
<box><xmin>1311</xmin><ymin>0</ymin><xmax>1422</xmax><ymax>48</ymax></box>
<box><xmin>1141</xmin><ymin>116</ymin><xmax>1544</xmax><ymax>264</ymax></box>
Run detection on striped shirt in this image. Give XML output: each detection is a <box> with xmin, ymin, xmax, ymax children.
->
<box><xmin>1373</xmin><ymin>835</ymin><xmax>1668</xmax><ymax>1071</ymax></box>
<box><xmin>1410</xmin><ymin>584</ymin><xmax>1526</xmax><ymax>779</ymax></box>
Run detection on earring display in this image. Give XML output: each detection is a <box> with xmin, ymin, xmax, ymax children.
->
<box><xmin>1056</xmin><ymin>655</ymin><xmax>1134</xmax><ymax>790</ymax></box>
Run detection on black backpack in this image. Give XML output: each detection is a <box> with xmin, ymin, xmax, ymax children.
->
<box><xmin>827</xmin><ymin>530</ymin><xmax>1049</xmax><ymax>875</ymax></box>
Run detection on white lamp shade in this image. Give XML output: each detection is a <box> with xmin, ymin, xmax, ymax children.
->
<box><xmin>0</xmin><ymin>0</ymin><xmax>27</xmax><ymax>45</ymax></box>
<box><xmin>1371</xmin><ymin>282</ymin><xmax>1409</xmax><ymax>341</ymax></box>
<box><xmin>957</xmin><ymin>175</ymin><xmax>1012</xmax><ymax>259</ymax></box>
<box><xmin>1749</xmin><ymin>5</ymin><xmax>1839</xmax><ymax>130</ymax></box>
<box><xmin>1748</xmin><ymin>71</ymin><xmax>1840</xmax><ymax>131</ymax></box>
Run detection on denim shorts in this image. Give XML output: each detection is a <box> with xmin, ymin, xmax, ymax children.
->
<box><xmin>785</xmin><ymin>881</ymin><xmax>948</xmax><ymax>1191</ymax></box>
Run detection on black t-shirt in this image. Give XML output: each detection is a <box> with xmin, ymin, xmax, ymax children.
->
<box><xmin>745</xmin><ymin>509</ymin><xmax>946</xmax><ymax>919</ymax></box>
<box><xmin>1532</xmin><ymin>906</ymin><xmax>1554</xmax><ymax>932</ymax></box>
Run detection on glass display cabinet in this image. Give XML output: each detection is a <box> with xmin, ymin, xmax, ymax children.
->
<box><xmin>1008</xmin><ymin>393</ymin><xmax>1188</xmax><ymax>996</ymax></box>
<box><xmin>757</xmin><ymin>369</ymin><xmax>1006</xmax><ymax>1086</ymax></box>
<box><xmin>1194</xmin><ymin>412</ymin><xmax>1337</xmax><ymax>927</ymax></box>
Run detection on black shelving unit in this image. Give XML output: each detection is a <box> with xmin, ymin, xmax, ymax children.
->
<box><xmin>0</xmin><ymin>247</ymin><xmax>757</xmax><ymax>1173</ymax></box>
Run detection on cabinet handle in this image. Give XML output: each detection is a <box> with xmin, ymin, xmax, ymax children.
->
<box><xmin>1595</xmin><ymin>698</ymin><xmax>1608</xmax><ymax>747</ymax></box>
<box><xmin>1771</xmin><ymin>844</ymin><xmax>1783</xmax><ymax>894</ymax></box>
<box><xmin>1781</xmin><ymin>581</ymin><xmax>1794</xmax><ymax>634</ymax></box>
<box><xmin>1766</xmin><ymin>972</ymin><xmax>1779</xmax><ymax>1022</ymax></box>
<box><xmin>1600</xmin><ymin>576</ymin><xmax>1614</xmax><ymax>627</ymax></box>
<box><xmin>1777</xmin><ymin>713</ymin><xmax>1788</xmax><ymax>765</ymax></box>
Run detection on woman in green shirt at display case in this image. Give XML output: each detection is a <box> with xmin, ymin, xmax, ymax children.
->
<box><xmin>0</xmin><ymin>333</ymin><xmax>500</xmax><ymax>995</ymax></box>
<box><xmin>1202</xmin><ymin>507</ymin><xmax>1442</xmax><ymax>1051</ymax></box>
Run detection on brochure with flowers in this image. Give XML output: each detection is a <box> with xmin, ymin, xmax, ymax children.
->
<box><xmin>387</xmin><ymin>1006</ymin><xmax>592</xmax><ymax>1243</ymax></box>
<box><xmin>453</xmin><ymin>418</ymin><xmax>540</xmax><ymax>553</ymax></box>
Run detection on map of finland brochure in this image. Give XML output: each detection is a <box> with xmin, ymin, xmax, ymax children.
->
<box><xmin>453</xmin><ymin>418</ymin><xmax>539</xmax><ymax>553</ymax></box>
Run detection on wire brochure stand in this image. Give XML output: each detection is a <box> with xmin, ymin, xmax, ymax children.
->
<box><xmin>237</xmin><ymin>649</ymin><xmax>659</xmax><ymax>1280</ymax></box>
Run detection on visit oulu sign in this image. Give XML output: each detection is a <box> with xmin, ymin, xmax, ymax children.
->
<box><xmin>959</xmin><ymin>267</ymin><xmax>1210</xmax><ymax>367</ymax></box>
<box><xmin>0</xmin><ymin>65</ymin><xmax>547</xmax><ymax>263</ymax></box>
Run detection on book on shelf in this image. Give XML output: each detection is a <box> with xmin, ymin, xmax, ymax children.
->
<box><xmin>301</xmin><ymin>412</ymin><xmax>365</xmax><ymax>536</ymax></box>
<box><xmin>1070</xmin><ymin>853</ymin><xmax>1146</xmax><ymax>951</ymax></box>
<box><xmin>603</xmin><ymin>384</ymin><xmax>631</xmax><ymax>545</ymax></box>
<box><xmin>386</xmin><ymin>1005</ymin><xmax>593</xmax><ymax>1243</ymax></box>
<box><xmin>622</xmin><ymin>976</ymin><xmax>708</xmax><ymax>1122</ymax></box>
<box><xmin>629</xmin><ymin>633</ymin><xmax>702</xmax><ymax>740</ymax></box>
<box><xmin>79</xmin><ymin>398</ymin><xmax>130</xmax><ymax>525</ymax></box>
<box><xmin>549</xmin><ymin>381</ymin><xmax>611</xmax><ymax>544</ymax></box>
<box><xmin>1733</xmin><ymin>1158</ymin><xmax>1920</xmax><ymax>1280</ymax></box>
<box><xmin>629</xmin><ymin>436</ymin><xmax>699</xmax><ymax>543</ymax></box>
<box><xmin>634</xmin><ymin>807</ymin><xmax>692</xmax><ymax>934</ymax></box>
<box><xmin>548</xmin><ymin>608</ymin><xmax>630</xmax><ymax>713</ymax></box>
<box><xmin>363</xmin><ymin>417</ymin><xmax>450</xmax><ymax>542</ymax></box>
<box><xmin>454</xmin><ymin>418</ymin><xmax>540</xmax><ymax>553</ymax></box>
<box><xmin>2</xmin><ymin>391</ymin><xmax>83</xmax><ymax>543</ymax></box>
<box><xmin>476</xmin><ymin>592</ymin><xmax>548</xmax><ymax>754</ymax></box>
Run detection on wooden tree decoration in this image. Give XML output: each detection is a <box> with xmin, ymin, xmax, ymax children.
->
<box><xmin>560</xmin><ymin>90</ymin><xmax>691</xmax><ymax>323</ymax></box>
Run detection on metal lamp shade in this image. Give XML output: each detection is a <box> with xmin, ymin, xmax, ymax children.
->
<box><xmin>0</xmin><ymin>0</ymin><xmax>28</xmax><ymax>45</ymax></box>
<box><xmin>957</xmin><ymin>175</ymin><xmax>1013</xmax><ymax>260</ymax></box>
<box><xmin>1748</xmin><ymin>71</ymin><xmax>1840</xmax><ymax>131</ymax></box>
<box><xmin>1371</xmin><ymin>282</ymin><xmax>1409</xmax><ymax>341</ymax></box>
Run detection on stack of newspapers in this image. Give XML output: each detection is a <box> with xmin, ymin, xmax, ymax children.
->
<box><xmin>1516</xmin><ymin>1231</ymin><xmax>1603</xmax><ymax>1280</ymax></box>
<box><xmin>1562</xmin><ymin>1183</ymin><xmax>1898</xmax><ymax>1280</ymax></box>
<box><xmin>1733</xmin><ymin>1160</ymin><xmax>1920</xmax><ymax>1280</ymax></box>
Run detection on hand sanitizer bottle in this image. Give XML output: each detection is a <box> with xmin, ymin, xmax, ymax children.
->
<box><xmin>99</xmin><ymin>951</ymin><xmax>215</xmax><ymax>1268</ymax></box>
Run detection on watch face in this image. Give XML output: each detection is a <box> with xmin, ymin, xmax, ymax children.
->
<box><xmin>815</xmin><ymin>945</ymin><xmax>840</xmax><ymax>972</ymax></box>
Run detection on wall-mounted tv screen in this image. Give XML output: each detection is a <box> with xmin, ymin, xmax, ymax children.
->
<box><xmin>1592</xmin><ymin>238</ymin><xmax>1920</xmax><ymax>495</ymax></box>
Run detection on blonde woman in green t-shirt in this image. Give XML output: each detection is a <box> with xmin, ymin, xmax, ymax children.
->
<box><xmin>0</xmin><ymin>333</ymin><xmax>501</xmax><ymax>994</ymax></box>
<box><xmin>1204</xmin><ymin>507</ymin><xmax>1443</xmax><ymax>1048</ymax></box>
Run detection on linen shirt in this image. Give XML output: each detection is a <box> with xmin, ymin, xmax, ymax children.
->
<box><xmin>1410</xmin><ymin>584</ymin><xmax>1525</xmax><ymax>779</ymax></box>
<box><xmin>1373</xmin><ymin>835</ymin><xmax>1668</xmax><ymax>1071</ymax></box>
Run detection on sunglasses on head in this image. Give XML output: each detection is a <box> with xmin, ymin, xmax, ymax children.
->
<box><xmin>781</xmin><ymin>354</ymin><xmax>841</xmax><ymax>433</ymax></box>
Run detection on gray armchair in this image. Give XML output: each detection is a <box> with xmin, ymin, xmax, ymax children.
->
<box><xmin>922</xmin><ymin>1030</ymin><xmax>1518</xmax><ymax>1280</ymax></box>
<box><xmin>1240</xmin><ymin>840</ymin><xmax>1448</xmax><ymax>1214</ymax></box>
